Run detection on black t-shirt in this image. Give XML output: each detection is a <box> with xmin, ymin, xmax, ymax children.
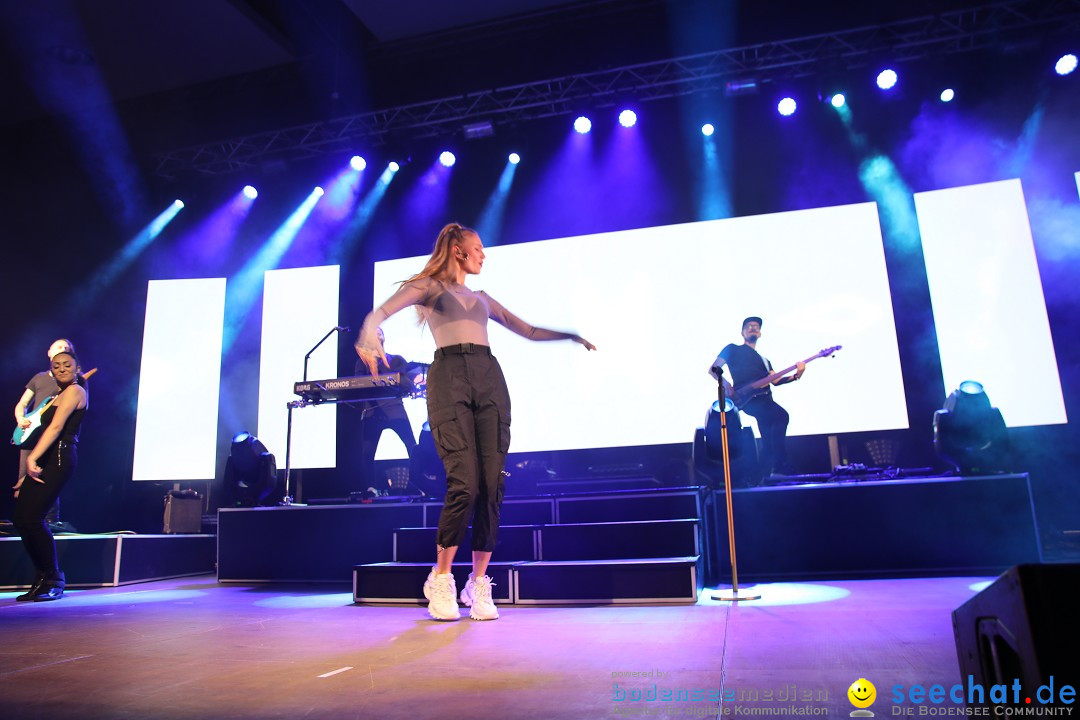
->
<box><xmin>354</xmin><ymin>353</ymin><xmax>409</xmax><ymax>381</ymax></box>
<box><xmin>26</xmin><ymin>371</ymin><xmax>60</xmax><ymax>408</ymax></box>
<box><xmin>354</xmin><ymin>353</ymin><xmax>411</xmax><ymax>420</ymax></box>
<box><xmin>714</xmin><ymin>343</ymin><xmax>773</xmax><ymax>388</ymax></box>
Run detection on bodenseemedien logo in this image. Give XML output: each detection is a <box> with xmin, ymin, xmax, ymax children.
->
<box><xmin>848</xmin><ymin>678</ymin><xmax>877</xmax><ymax>717</ymax></box>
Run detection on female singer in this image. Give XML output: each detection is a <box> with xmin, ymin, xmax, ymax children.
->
<box><xmin>356</xmin><ymin>223</ymin><xmax>595</xmax><ymax>620</ymax></box>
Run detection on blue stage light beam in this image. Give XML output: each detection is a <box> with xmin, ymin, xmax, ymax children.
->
<box><xmin>243</xmin><ymin>185</ymin><xmax>258</xmax><ymax>200</ymax></box>
<box><xmin>777</xmin><ymin>97</ymin><xmax>797</xmax><ymax>116</ymax></box>
<box><xmin>574</xmin><ymin>116</ymin><xmax>592</xmax><ymax>134</ymax></box>
<box><xmin>508</xmin><ymin>152</ymin><xmax>521</xmax><ymax>165</ymax></box>
<box><xmin>600</xmin><ymin>108</ymin><xmax>669</xmax><ymax>231</ymax></box>
<box><xmin>319</xmin><ymin>161</ymin><xmax>365</xmax><ymax>224</ymax></box>
<box><xmin>701</xmin><ymin>123</ymin><xmax>715</xmax><ymax>137</ymax></box>
<box><xmin>618</xmin><ymin>109</ymin><xmax>637</xmax><ymax>128</ymax></box>
<box><xmin>326</xmin><ymin>163</ymin><xmax>400</xmax><ymax>265</ymax></box>
<box><xmin>350</xmin><ymin>155</ymin><xmax>367</xmax><ymax>171</ymax></box>
<box><xmin>168</xmin><ymin>189</ymin><xmax>256</xmax><ymax>272</ymax></box>
<box><xmin>1</xmin><ymin>2</ymin><xmax>148</xmax><ymax>227</ymax></box>
<box><xmin>700</xmin><ymin>131</ymin><xmax>733</xmax><ymax>221</ymax></box>
<box><xmin>399</xmin><ymin>159</ymin><xmax>453</xmax><ymax>242</ymax></box>
<box><xmin>439</xmin><ymin>151</ymin><xmax>456</xmax><ymax>167</ymax></box>
<box><xmin>834</xmin><ymin>105</ymin><xmax>920</xmax><ymax>256</ymax></box>
<box><xmin>71</xmin><ymin>199</ymin><xmax>185</xmax><ymax>307</ymax></box>
<box><xmin>475</xmin><ymin>157</ymin><xmax>519</xmax><ymax>247</ymax></box>
<box><xmin>223</xmin><ymin>187</ymin><xmax>324</xmax><ymax>352</ymax></box>
<box><xmin>940</xmin><ymin>88</ymin><xmax>955</xmax><ymax>102</ymax></box>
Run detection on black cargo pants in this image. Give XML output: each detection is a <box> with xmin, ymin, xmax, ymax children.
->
<box><xmin>426</xmin><ymin>344</ymin><xmax>511</xmax><ymax>552</ymax></box>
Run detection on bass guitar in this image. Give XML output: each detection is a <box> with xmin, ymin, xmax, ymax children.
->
<box><xmin>726</xmin><ymin>347</ymin><xmax>840</xmax><ymax>409</ymax></box>
<box><xmin>11</xmin><ymin>368</ymin><xmax>97</xmax><ymax>447</ymax></box>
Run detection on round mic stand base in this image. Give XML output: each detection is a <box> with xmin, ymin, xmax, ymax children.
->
<box><xmin>711</xmin><ymin>588</ymin><xmax>762</xmax><ymax>602</ymax></box>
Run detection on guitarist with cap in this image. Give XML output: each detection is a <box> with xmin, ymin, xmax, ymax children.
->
<box><xmin>709</xmin><ymin>317</ymin><xmax>804</xmax><ymax>480</ymax></box>
<box><xmin>12</xmin><ymin>339</ymin><xmax>75</xmax><ymax>523</ymax></box>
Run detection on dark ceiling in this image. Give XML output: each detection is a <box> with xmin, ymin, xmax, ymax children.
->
<box><xmin>1</xmin><ymin>0</ymin><xmax>1002</xmax><ymax>129</ymax></box>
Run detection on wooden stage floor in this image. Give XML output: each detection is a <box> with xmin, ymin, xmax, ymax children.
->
<box><xmin>0</xmin><ymin>574</ymin><xmax>985</xmax><ymax>719</ymax></box>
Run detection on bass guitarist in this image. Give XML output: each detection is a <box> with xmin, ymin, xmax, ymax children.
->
<box><xmin>708</xmin><ymin>317</ymin><xmax>804</xmax><ymax>480</ymax></box>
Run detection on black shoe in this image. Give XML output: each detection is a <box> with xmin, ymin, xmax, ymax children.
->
<box><xmin>16</xmin><ymin>573</ymin><xmax>45</xmax><ymax>602</ymax></box>
<box><xmin>31</xmin><ymin>571</ymin><xmax>65</xmax><ymax>602</ymax></box>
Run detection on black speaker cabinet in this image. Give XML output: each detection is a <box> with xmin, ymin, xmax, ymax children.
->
<box><xmin>952</xmin><ymin>564</ymin><xmax>1079</xmax><ymax>704</ymax></box>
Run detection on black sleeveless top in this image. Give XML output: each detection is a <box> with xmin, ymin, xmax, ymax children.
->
<box><xmin>40</xmin><ymin>402</ymin><xmax>86</xmax><ymax>444</ymax></box>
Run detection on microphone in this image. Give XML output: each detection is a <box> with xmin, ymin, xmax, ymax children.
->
<box><xmin>335</xmin><ymin>326</ymin><xmax>350</xmax><ymax>333</ymax></box>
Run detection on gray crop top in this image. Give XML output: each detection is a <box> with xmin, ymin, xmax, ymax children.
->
<box><xmin>358</xmin><ymin>276</ymin><xmax>572</xmax><ymax>351</ymax></box>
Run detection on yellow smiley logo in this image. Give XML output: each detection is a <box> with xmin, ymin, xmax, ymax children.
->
<box><xmin>848</xmin><ymin>678</ymin><xmax>876</xmax><ymax>709</ymax></box>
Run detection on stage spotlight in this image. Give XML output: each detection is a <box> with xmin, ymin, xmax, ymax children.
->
<box><xmin>830</xmin><ymin>93</ymin><xmax>846</xmax><ymax>108</ymax></box>
<box><xmin>224</xmin><ymin>431</ymin><xmax>277</xmax><ymax>505</ymax></box>
<box><xmin>438</xmin><ymin>151</ymin><xmax>456</xmax><ymax>167</ymax></box>
<box><xmin>940</xmin><ymin>88</ymin><xmax>955</xmax><ymax>102</ymax></box>
<box><xmin>173</xmin><ymin>199</ymin><xmax>185</xmax><ymax>209</ymax></box>
<box><xmin>876</xmin><ymin>68</ymin><xmax>898</xmax><ymax>90</ymax></box>
<box><xmin>777</xmin><ymin>97</ymin><xmax>797</xmax><ymax>116</ymax></box>
<box><xmin>1055</xmin><ymin>53</ymin><xmax>1078</xmax><ymax>76</ymax></box>
<box><xmin>508</xmin><ymin>152</ymin><xmax>521</xmax><ymax>165</ymax></box>
<box><xmin>242</xmin><ymin>185</ymin><xmax>258</xmax><ymax>200</ymax></box>
<box><xmin>701</xmin><ymin>123</ymin><xmax>715</xmax><ymax>137</ymax></box>
<box><xmin>313</xmin><ymin>186</ymin><xmax>324</xmax><ymax>197</ymax></box>
<box><xmin>933</xmin><ymin>380</ymin><xmax>1011</xmax><ymax>475</ymax></box>
<box><xmin>388</xmin><ymin>161</ymin><xmax>400</xmax><ymax>173</ymax></box>
<box><xmin>618</xmin><ymin>109</ymin><xmax>637</xmax><ymax>128</ymax></box>
<box><xmin>573</xmin><ymin>116</ymin><xmax>592</xmax><ymax>134</ymax></box>
<box><xmin>694</xmin><ymin>399</ymin><xmax>758</xmax><ymax>488</ymax></box>
<box><xmin>350</xmin><ymin>155</ymin><xmax>367</xmax><ymax>171</ymax></box>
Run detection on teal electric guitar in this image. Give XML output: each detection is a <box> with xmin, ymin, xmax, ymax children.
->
<box><xmin>11</xmin><ymin>368</ymin><xmax>96</xmax><ymax>447</ymax></box>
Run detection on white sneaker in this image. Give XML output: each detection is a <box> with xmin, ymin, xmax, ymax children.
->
<box><xmin>460</xmin><ymin>573</ymin><xmax>499</xmax><ymax>621</ymax></box>
<box><xmin>423</xmin><ymin>568</ymin><xmax>460</xmax><ymax>621</ymax></box>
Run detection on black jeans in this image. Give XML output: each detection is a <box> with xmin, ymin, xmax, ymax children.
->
<box><xmin>742</xmin><ymin>395</ymin><xmax>789</xmax><ymax>476</ymax></box>
<box><xmin>13</xmin><ymin>441</ymin><xmax>77</xmax><ymax>574</ymax></box>
<box><xmin>426</xmin><ymin>345</ymin><xmax>511</xmax><ymax>553</ymax></box>
<box><xmin>19</xmin><ymin>447</ymin><xmax>60</xmax><ymax>522</ymax></box>
<box><xmin>359</xmin><ymin>401</ymin><xmax>417</xmax><ymax>489</ymax></box>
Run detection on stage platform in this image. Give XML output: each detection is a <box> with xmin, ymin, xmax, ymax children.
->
<box><xmin>0</xmin><ymin>533</ymin><xmax>216</xmax><ymax>590</ymax></box>
<box><xmin>715</xmin><ymin>473</ymin><xmax>1043</xmax><ymax>580</ymax></box>
<box><xmin>220</xmin><ymin>472</ymin><xmax>1042</xmax><ymax>610</ymax></box>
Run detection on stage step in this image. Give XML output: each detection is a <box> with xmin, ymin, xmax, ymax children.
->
<box><xmin>393</xmin><ymin>518</ymin><xmax>699</xmax><ymax>563</ymax></box>
<box><xmin>353</xmin><ymin>562</ymin><xmax>518</xmax><ymax>604</ymax></box>
<box><xmin>353</xmin><ymin>557</ymin><xmax>702</xmax><ymax>605</ymax></box>
<box><xmin>555</xmin><ymin>487</ymin><xmax>706</xmax><ymax>524</ymax></box>
<box><xmin>536</xmin><ymin>475</ymin><xmax>661</xmax><ymax>494</ymax></box>
<box><xmin>514</xmin><ymin>557</ymin><xmax>702</xmax><ymax>604</ymax></box>
<box><xmin>540</xmin><ymin>519</ymin><xmax>700</xmax><ymax>560</ymax></box>
<box><xmin>395</xmin><ymin>525</ymin><xmax>538</xmax><ymax>562</ymax></box>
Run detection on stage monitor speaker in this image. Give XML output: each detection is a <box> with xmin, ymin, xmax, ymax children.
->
<box><xmin>952</xmin><ymin>564</ymin><xmax>1079</xmax><ymax>702</ymax></box>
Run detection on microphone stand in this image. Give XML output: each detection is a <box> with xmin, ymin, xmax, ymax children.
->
<box><xmin>304</xmin><ymin>327</ymin><xmax>342</xmax><ymax>384</ymax></box>
<box><xmin>710</xmin><ymin>368</ymin><xmax>760</xmax><ymax>602</ymax></box>
<box><xmin>282</xmin><ymin>326</ymin><xmax>346</xmax><ymax>506</ymax></box>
